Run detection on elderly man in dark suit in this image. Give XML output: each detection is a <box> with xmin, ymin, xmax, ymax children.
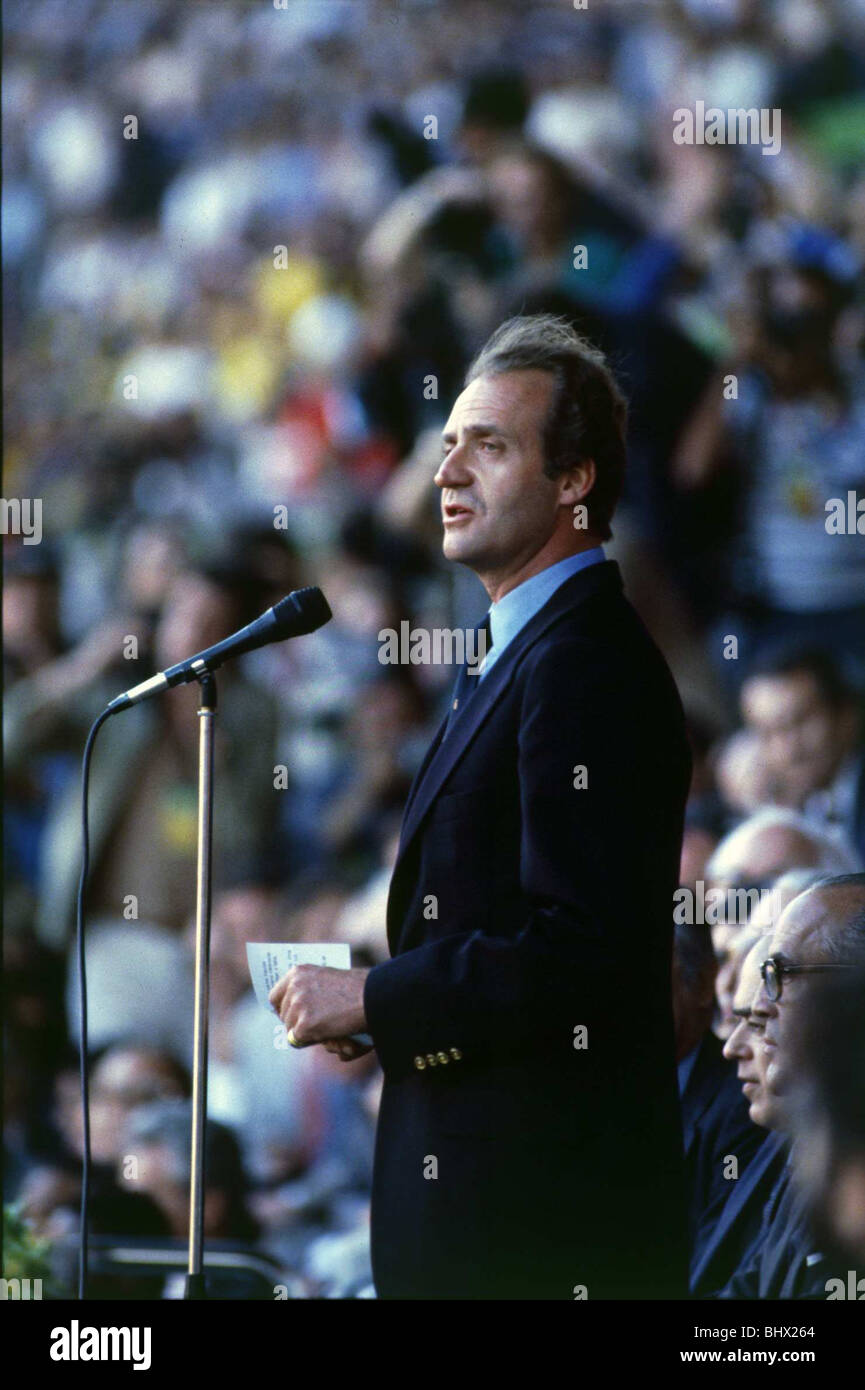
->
<box><xmin>673</xmin><ymin>922</ymin><xmax>765</xmax><ymax>1247</ymax></box>
<box><xmin>690</xmin><ymin>938</ymin><xmax>789</xmax><ymax>1295</ymax></box>
<box><xmin>715</xmin><ymin>873</ymin><xmax>865</xmax><ymax>1299</ymax></box>
<box><xmin>271</xmin><ymin>314</ymin><xmax>692</xmax><ymax>1298</ymax></box>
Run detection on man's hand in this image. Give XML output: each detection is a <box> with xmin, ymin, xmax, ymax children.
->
<box><xmin>269</xmin><ymin>965</ymin><xmax>370</xmax><ymax>1047</ymax></box>
<box><xmin>322</xmin><ymin>1037</ymin><xmax>374</xmax><ymax>1062</ymax></box>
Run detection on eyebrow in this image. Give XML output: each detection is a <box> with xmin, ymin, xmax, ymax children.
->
<box><xmin>441</xmin><ymin>424</ymin><xmax>509</xmax><ymax>446</ymax></box>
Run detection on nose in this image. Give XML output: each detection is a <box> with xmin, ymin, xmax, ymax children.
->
<box><xmin>722</xmin><ymin>1021</ymin><xmax>751</xmax><ymax>1063</ymax></box>
<box><xmin>434</xmin><ymin>443</ymin><xmax>471</xmax><ymax>490</ymax></box>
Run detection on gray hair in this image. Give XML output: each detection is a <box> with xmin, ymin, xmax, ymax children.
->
<box><xmin>465</xmin><ymin>314</ymin><xmax>627</xmax><ymax>541</ymax></box>
<box><xmin>706</xmin><ymin>807</ymin><xmax>861</xmax><ymax>883</ymax></box>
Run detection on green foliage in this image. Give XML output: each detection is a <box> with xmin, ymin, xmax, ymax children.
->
<box><xmin>2</xmin><ymin>1204</ymin><xmax>54</xmax><ymax>1291</ymax></box>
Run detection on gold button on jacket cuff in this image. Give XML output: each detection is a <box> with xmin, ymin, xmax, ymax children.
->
<box><xmin>415</xmin><ymin>1048</ymin><xmax>462</xmax><ymax>1070</ymax></box>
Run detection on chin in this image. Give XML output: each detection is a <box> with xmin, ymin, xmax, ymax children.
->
<box><xmin>442</xmin><ymin>536</ymin><xmax>477</xmax><ymax>566</ymax></box>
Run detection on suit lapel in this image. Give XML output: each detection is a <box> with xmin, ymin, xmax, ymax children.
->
<box><xmin>682</xmin><ymin>1034</ymin><xmax>721</xmax><ymax>1153</ymax></box>
<box><xmin>392</xmin><ymin>561</ymin><xmax>623</xmax><ymax>876</ymax></box>
<box><xmin>401</xmin><ymin>711</ymin><xmax>449</xmax><ymax>824</ymax></box>
<box><xmin>693</xmin><ymin>1130</ymin><xmax>786</xmax><ymax>1280</ymax></box>
<box><xmin>724</xmin><ymin>1132</ymin><xmax>784</xmax><ymax>1225</ymax></box>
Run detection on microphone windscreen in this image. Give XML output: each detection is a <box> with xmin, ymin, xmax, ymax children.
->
<box><xmin>274</xmin><ymin>587</ymin><xmax>332</xmax><ymax>636</ymax></box>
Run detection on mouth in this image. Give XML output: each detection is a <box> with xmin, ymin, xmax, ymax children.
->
<box><xmin>741</xmin><ymin>1079</ymin><xmax>759</xmax><ymax>1096</ymax></box>
<box><xmin>443</xmin><ymin>502</ymin><xmax>474</xmax><ymax>528</ymax></box>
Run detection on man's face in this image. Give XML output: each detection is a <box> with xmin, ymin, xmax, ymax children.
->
<box><xmin>714</xmin><ymin>884</ymin><xmax>801</xmax><ymax>1037</ymax></box>
<box><xmin>761</xmin><ymin>887</ymin><xmax>844</xmax><ymax>1101</ymax></box>
<box><xmin>740</xmin><ymin>672</ymin><xmax>846</xmax><ymax>803</ymax></box>
<box><xmin>714</xmin><ymin>930</ymin><xmax>757</xmax><ymax>1041</ymax></box>
<box><xmin>435</xmin><ymin>370</ymin><xmax>570</xmax><ymax>593</ymax></box>
<box><xmin>89</xmin><ymin>1050</ymin><xmax>187</xmax><ymax>1161</ymax></box>
<box><xmin>722</xmin><ymin>941</ymin><xmax>779</xmax><ymax>1129</ymax></box>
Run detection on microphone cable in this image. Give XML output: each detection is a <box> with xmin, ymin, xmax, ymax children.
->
<box><xmin>75</xmin><ymin>704</ymin><xmax>116</xmax><ymax>1299</ymax></box>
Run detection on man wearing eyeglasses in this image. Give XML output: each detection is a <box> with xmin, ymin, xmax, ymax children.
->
<box><xmin>690</xmin><ymin>939</ymin><xmax>788</xmax><ymax>1295</ymax></box>
<box><xmin>715</xmin><ymin>872</ymin><xmax>865</xmax><ymax>1298</ymax></box>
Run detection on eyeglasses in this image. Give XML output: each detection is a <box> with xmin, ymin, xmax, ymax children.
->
<box><xmin>760</xmin><ymin>954</ymin><xmax>850</xmax><ymax>1003</ymax></box>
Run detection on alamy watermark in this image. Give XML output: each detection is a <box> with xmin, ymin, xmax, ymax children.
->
<box><xmin>378</xmin><ymin>623</ymin><xmax>488</xmax><ymax>671</ymax></box>
<box><xmin>49</xmin><ymin>1321</ymin><xmax>151</xmax><ymax>1370</ymax></box>
<box><xmin>673</xmin><ymin>103</ymin><xmax>781</xmax><ymax>157</ymax></box>
<box><xmin>674</xmin><ymin>881</ymin><xmax>784</xmax><ymax>926</ymax></box>
<box><xmin>0</xmin><ymin>497</ymin><xmax>42</xmax><ymax>544</ymax></box>
<box><xmin>1</xmin><ymin>1276</ymin><xmax>42</xmax><ymax>1300</ymax></box>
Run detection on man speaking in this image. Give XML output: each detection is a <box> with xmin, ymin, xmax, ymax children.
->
<box><xmin>271</xmin><ymin>314</ymin><xmax>692</xmax><ymax>1298</ymax></box>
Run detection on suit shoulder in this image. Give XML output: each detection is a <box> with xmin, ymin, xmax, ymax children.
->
<box><xmin>521</xmin><ymin>588</ymin><xmax>684</xmax><ymax>713</ymax></box>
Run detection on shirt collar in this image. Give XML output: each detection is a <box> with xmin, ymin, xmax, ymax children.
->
<box><xmin>487</xmin><ymin>547</ymin><xmax>606</xmax><ymax>659</ymax></box>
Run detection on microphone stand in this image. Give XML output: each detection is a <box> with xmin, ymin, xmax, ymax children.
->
<box><xmin>185</xmin><ymin>672</ymin><xmax>217</xmax><ymax>1300</ymax></box>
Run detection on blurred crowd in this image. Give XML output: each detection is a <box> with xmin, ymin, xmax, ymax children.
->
<box><xmin>3</xmin><ymin>0</ymin><xmax>865</xmax><ymax>1297</ymax></box>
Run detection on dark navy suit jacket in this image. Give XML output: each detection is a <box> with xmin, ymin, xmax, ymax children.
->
<box><xmin>718</xmin><ymin>1169</ymin><xmax>839</xmax><ymax>1299</ymax></box>
<box><xmin>681</xmin><ymin>1030</ymin><xmax>766</xmax><ymax>1247</ymax></box>
<box><xmin>690</xmin><ymin>1128</ymin><xmax>789</xmax><ymax>1296</ymax></box>
<box><xmin>364</xmin><ymin>559</ymin><xmax>692</xmax><ymax>1298</ymax></box>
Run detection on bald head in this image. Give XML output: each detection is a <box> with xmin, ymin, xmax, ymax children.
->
<box><xmin>707</xmin><ymin>809</ymin><xmax>859</xmax><ymax>892</ymax></box>
<box><xmin>760</xmin><ymin>874</ymin><xmax>865</xmax><ymax>1105</ymax></box>
<box><xmin>770</xmin><ymin>876</ymin><xmax>865</xmax><ymax>969</ymax></box>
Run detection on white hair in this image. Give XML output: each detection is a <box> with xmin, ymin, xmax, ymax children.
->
<box><xmin>706</xmin><ymin>806</ymin><xmax>862</xmax><ymax>883</ymax></box>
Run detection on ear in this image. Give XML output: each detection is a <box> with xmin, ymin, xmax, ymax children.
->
<box><xmin>556</xmin><ymin>458</ymin><xmax>596</xmax><ymax>508</ymax></box>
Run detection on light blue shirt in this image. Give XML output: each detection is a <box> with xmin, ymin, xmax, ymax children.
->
<box><xmin>475</xmin><ymin>547</ymin><xmax>606</xmax><ymax>679</ymax></box>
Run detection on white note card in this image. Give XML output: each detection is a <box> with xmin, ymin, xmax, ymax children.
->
<box><xmin>246</xmin><ymin>942</ymin><xmax>372</xmax><ymax>1048</ymax></box>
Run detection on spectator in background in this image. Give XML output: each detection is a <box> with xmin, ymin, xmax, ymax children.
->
<box><xmin>673</xmin><ymin>921</ymin><xmax>765</xmax><ymax>1246</ymax></box>
<box><xmin>739</xmin><ymin>644</ymin><xmax>865</xmax><ymax>859</ymax></box>
<box><xmin>691</xmin><ymin>937</ymin><xmax>787</xmax><ymax>1295</ymax></box>
<box><xmin>2</xmin><ymin>542</ymin><xmax>64</xmax><ymax>685</ymax></box>
<box><xmin>788</xmin><ymin>966</ymin><xmax>865</xmax><ymax>1275</ymax></box>
<box><xmin>672</xmin><ymin>232</ymin><xmax>865</xmax><ymax>678</ymax></box>
<box><xmin>64</xmin><ymin>920</ymin><xmax>194</xmax><ymax>1063</ymax></box>
<box><xmin>10</xmin><ymin>1043</ymin><xmax>188</xmax><ymax>1251</ymax></box>
<box><xmin>713</xmin><ymin>926</ymin><xmax>763</xmax><ymax>1045</ymax></box>
<box><xmin>701</xmin><ymin>807</ymin><xmax>859</xmax><ymax>1034</ymax></box>
<box><xmin>714</xmin><ymin>874</ymin><xmax>865</xmax><ymax>1297</ymax></box>
<box><xmin>201</xmin><ymin>877</ymin><xmax>338</xmax><ymax>1187</ymax></box>
<box><xmin>251</xmin><ymin>1042</ymin><xmax>376</xmax><ymax>1278</ymax></box>
<box><xmin>318</xmin><ymin>669</ymin><xmax>426</xmax><ymax>870</ymax></box>
<box><xmin>124</xmin><ymin>1100</ymin><xmax>258</xmax><ymax>1245</ymax></box>
<box><xmin>87</xmin><ymin>1043</ymin><xmax>191</xmax><ymax>1166</ymax></box>
<box><xmin>6</xmin><ymin>550</ymin><xmax>282</xmax><ymax>948</ymax></box>
<box><xmin>705</xmin><ymin>805</ymin><xmax>860</xmax><ymax>902</ymax></box>
<box><xmin>713</xmin><ymin>868</ymin><xmax>825</xmax><ymax>1041</ymax></box>
<box><xmin>2</xmin><ymin>928</ymin><xmax>68</xmax><ymax>1188</ymax></box>
<box><xmin>3</xmin><ymin>543</ymin><xmax>83</xmax><ymax>930</ymax></box>
<box><xmin>713</xmin><ymin>728</ymin><xmax>776</xmax><ymax>822</ymax></box>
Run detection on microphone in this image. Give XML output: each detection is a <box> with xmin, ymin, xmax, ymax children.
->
<box><xmin>106</xmin><ymin>586</ymin><xmax>332</xmax><ymax>713</ymax></box>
